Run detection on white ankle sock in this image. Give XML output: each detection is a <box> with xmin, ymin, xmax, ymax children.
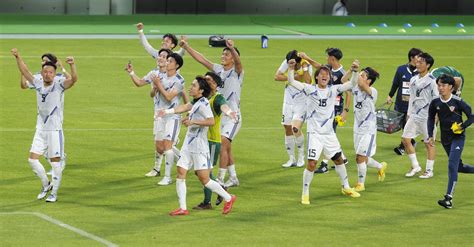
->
<box><xmin>295</xmin><ymin>134</ymin><xmax>304</xmax><ymax>158</ymax></box>
<box><xmin>408</xmin><ymin>153</ymin><xmax>420</xmax><ymax>168</ymax></box>
<box><xmin>28</xmin><ymin>158</ymin><xmax>49</xmax><ymax>187</ymax></box>
<box><xmin>367</xmin><ymin>157</ymin><xmax>382</xmax><ymax>169</ymax></box>
<box><xmin>164</xmin><ymin>149</ymin><xmax>174</xmax><ymax>178</ymax></box>
<box><xmin>285</xmin><ymin>135</ymin><xmax>296</xmax><ymax>160</ymax></box>
<box><xmin>154</xmin><ymin>152</ymin><xmax>163</xmax><ymax>171</ymax></box>
<box><xmin>205</xmin><ymin>180</ymin><xmax>231</xmax><ymax>201</ymax></box>
<box><xmin>335</xmin><ymin>164</ymin><xmax>350</xmax><ymax>189</ymax></box>
<box><xmin>302</xmin><ymin>169</ymin><xmax>314</xmax><ymax>196</ymax></box>
<box><xmin>50</xmin><ymin>162</ymin><xmax>62</xmax><ymax>195</ymax></box>
<box><xmin>217</xmin><ymin>168</ymin><xmax>227</xmax><ymax>181</ymax></box>
<box><xmin>228</xmin><ymin>164</ymin><xmax>237</xmax><ymax>178</ymax></box>
<box><xmin>176</xmin><ymin>178</ymin><xmax>187</xmax><ymax>210</ymax></box>
<box><xmin>426</xmin><ymin>160</ymin><xmax>435</xmax><ymax>172</ymax></box>
<box><xmin>357</xmin><ymin>162</ymin><xmax>367</xmax><ymax>184</ymax></box>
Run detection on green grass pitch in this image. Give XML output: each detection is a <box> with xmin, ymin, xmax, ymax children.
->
<box><xmin>1</xmin><ymin>37</ymin><xmax>473</xmax><ymax>246</ymax></box>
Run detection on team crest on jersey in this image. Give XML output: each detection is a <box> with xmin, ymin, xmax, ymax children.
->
<box><xmin>332</xmin><ymin>75</ymin><xmax>338</xmax><ymax>82</ymax></box>
<box><xmin>449</xmin><ymin>106</ymin><xmax>455</xmax><ymax>112</ymax></box>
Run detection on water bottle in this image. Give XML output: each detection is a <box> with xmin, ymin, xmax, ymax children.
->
<box><xmin>261</xmin><ymin>35</ymin><xmax>268</xmax><ymax>48</ymax></box>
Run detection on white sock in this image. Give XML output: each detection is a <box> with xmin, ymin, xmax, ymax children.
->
<box><xmin>228</xmin><ymin>164</ymin><xmax>237</xmax><ymax>178</ymax></box>
<box><xmin>357</xmin><ymin>162</ymin><xmax>367</xmax><ymax>184</ymax></box>
<box><xmin>176</xmin><ymin>178</ymin><xmax>187</xmax><ymax>210</ymax></box>
<box><xmin>217</xmin><ymin>168</ymin><xmax>227</xmax><ymax>182</ymax></box>
<box><xmin>28</xmin><ymin>158</ymin><xmax>49</xmax><ymax>187</ymax></box>
<box><xmin>408</xmin><ymin>153</ymin><xmax>420</xmax><ymax>169</ymax></box>
<box><xmin>335</xmin><ymin>164</ymin><xmax>350</xmax><ymax>189</ymax></box>
<box><xmin>164</xmin><ymin>149</ymin><xmax>174</xmax><ymax>178</ymax></box>
<box><xmin>341</xmin><ymin>152</ymin><xmax>347</xmax><ymax>160</ymax></box>
<box><xmin>367</xmin><ymin>157</ymin><xmax>382</xmax><ymax>169</ymax></box>
<box><xmin>61</xmin><ymin>154</ymin><xmax>67</xmax><ymax>172</ymax></box>
<box><xmin>426</xmin><ymin>160</ymin><xmax>435</xmax><ymax>172</ymax></box>
<box><xmin>154</xmin><ymin>151</ymin><xmax>163</xmax><ymax>171</ymax></box>
<box><xmin>172</xmin><ymin>146</ymin><xmax>180</xmax><ymax>159</ymax></box>
<box><xmin>205</xmin><ymin>180</ymin><xmax>231</xmax><ymax>201</ymax></box>
<box><xmin>295</xmin><ymin>134</ymin><xmax>304</xmax><ymax>159</ymax></box>
<box><xmin>285</xmin><ymin>135</ymin><xmax>296</xmax><ymax>160</ymax></box>
<box><xmin>50</xmin><ymin>162</ymin><xmax>62</xmax><ymax>195</ymax></box>
<box><xmin>302</xmin><ymin>169</ymin><xmax>314</xmax><ymax>196</ymax></box>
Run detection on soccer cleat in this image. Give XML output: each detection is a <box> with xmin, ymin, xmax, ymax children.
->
<box><xmin>169</xmin><ymin>208</ymin><xmax>189</xmax><ymax>216</ymax></box>
<box><xmin>419</xmin><ymin>170</ymin><xmax>434</xmax><ymax>179</ymax></box>
<box><xmin>393</xmin><ymin>146</ymin><xmax>405</xmax><ymax>155</ymax></box>
<box><xmin>37</xmin><ymin>183</ymin><xmax>53</xmax><ymax>200</ymax></box>
<box><xmin>222</xmin><ymin>195</ymin><xmax>237</xmax><ymax>214</ymax></box>
<box><xmin>192</xmin><ymin>202</ymin><xmax>212</xmax><ymax>210</ymax></box>
<box><xmin>354</xmin><ymin>183</ymin><xmax>365</xmax><ymax>192</ymax></box>
<box><xmin>157</xmin><ymin>176</ymin><xmax>173</xmax><ymax>186</ymax></box>
<box><xmin>314</xmin><ymin>162</ymin><xmax>329</xmax><ymax>174</ymax></box>
<box><xmin>378</xmin><ymin>162</ymin><xmax>388</xmax><ymax>182</ymax></box>
<box><xmin>45</xmin><ymin>193</ymin><xmax>57</xmax><ymax>203</ymax></box>
<box><xmin>281</xmin><ymin>159</ymin><xmax>296</xmax><ymax>168</ymax></box>
<box><xmin>301</xmin><ymin>195</ymin><xmax>310</xmax><ymax>205</ymax></box>
<box><xmin>145</xmin><ymin>169</ymin><xmax>160</xmax><ymax>177</ymax></box>
<box><xmin>224</xmin><ymin>177</ymin><xmax>240</xmax><ymax>188</ymax></box>
<box><xmin>437</xmin><ymin>195</ymin><xmax>453</xmax><ymax>209</ymax></box>
<box><xmin>296</xmin><ymin>156</ymin><xmax>305</xmax><ymax>167</ymax></box>
<box><xmin>341</xmin><ymin>187</ymin><xmax>361</xmax><ymax>198</ymax></box>
<box><xmin>405</xmin><ymin>166</ymin><xmax>422</xmax><ymax>177</ymax></box>
<box><xmin>215</xmin><ymin>186</ymin><xmax>228</xmax><ymax>206</ymax></box>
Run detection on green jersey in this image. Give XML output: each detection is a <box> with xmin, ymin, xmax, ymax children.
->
<box><xmin>208</xmin><ymin>92</ymin><xmax>227</xmax><ymax>143</ymax></box>
<box><xmin>431</xmin><ymin>66</ymin><xmax>464</xmax><ymax>96</ymax></box>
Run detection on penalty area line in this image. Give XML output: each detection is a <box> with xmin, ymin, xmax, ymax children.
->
<box><xmin>0</xmin><ymin>212</ymin><xmax>118</xmax><ymax>247</ymax></box>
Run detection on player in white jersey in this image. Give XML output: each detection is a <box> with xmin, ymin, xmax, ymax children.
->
<box><xmin>12</xmin><ymin>48</ymin><xmax>77</xmax><ymax>203</ymax></box>
<box><xmin>287</xmin><ymin>59</ymin><xmax>360</xmax><ymax>204</ymax></box>
<box><xmin>402</xmin><ymin>52</ymin><xmax>438</xmax><ymax>178</ymax></box>
<box><xmin>345</xmin><ymin>62</ymin><xmax>388</xmax><ymax>192</ymax></box>
<box><xmin>126</xmin><ymin>48</ymin><xmax>181</xmax><ymax>183</ymax></box>
<box><xmin>136</xmin><ymin>22</ymin><xmax>185</xmax><ymax>58</ymax></box>
<box><xmin>179</xmin><ymin>36</ymin><xmax>244</xmax><ymax>188</ymax></box>
<box><xmin>158</xmin><ymin>76</ymin><xmax>236</xmax><ymax>216</ymax></box>
<box><xmin>274</xmin><ymin>50</ymin><xmax>312</xmax><ymax>168</ymax></box>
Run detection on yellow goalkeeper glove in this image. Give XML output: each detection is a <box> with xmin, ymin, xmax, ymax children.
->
<box><xmin>335</xmin><ymin>115</ymin><xmax>345</xmax><ymax>127</ymax></box>
<box><xmin>451</xmin><ymin>122</ymin><xmax>463</xmax><ymax>134</ymax></box>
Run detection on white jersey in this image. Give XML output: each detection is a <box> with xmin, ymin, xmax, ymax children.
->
<box><xmin>408</xmin><ymin>73</ymin><xmax>438</xmax><ymax>121</ymax></box>
<box><xmin>302</xmin><ymin>83</ymin><xmax>351</xmax><ymax>135</ymax></box>
<box><xmin>144</xmin><ymin>70</ymin><xmax>184</xmax><ymax>119</ymax></box>
<box><xmin>213</xmin><ymin>64</ymin><xmax>244</xmax><ymax>113</ymax></box>
<box><xmin>181</xmin><ymin>97</ymin><xmax>214</xmax><ymax>153</ymax></box>
<box><xmin>139</xmin><ymin>32</ymin><xmax>185</xmax><ymax>59</ymax></box>
<box><xmin>352</xmin><ymin>85</ymin><xmax>378</xmax><ymax>134</ymax></box>
<box><xmin>278</xmin><ymin>59</ymin><xmax>312</xmax><ymax>105</ymax></box>
<box><xmin>29</xmin><ymin>76</ymin><xmax>67</xmax><ymax>131</ymax></box>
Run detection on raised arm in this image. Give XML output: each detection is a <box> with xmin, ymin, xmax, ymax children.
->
<box><xmin>152</xmin><ymin>74</ymin><xmax>180</xmax><ymax>101</ymax></box>
<box><xmin>137</xmin><ymin>23</ymin><xmax>159</xmax><ymax>58</ymax></box>
<box><xmin>298</xmin><ymin>52</ymin><xmax>322</xmax><ymax>69</ymax></box>
<box><xmin>57</xmin><ymin>59</ymin><xmax>71</xmax><ymax>80</ymax></box>
<box><xmin>20</xmin><ymin>75</ymin><xmax>29</xmax><ymax>89</ymax></box>
<box><xmin>179</xmin><ymin>36</ymin><xmax>213</xmax><ymax>70</ymax></box>
<box><xmin>156</xmin><ymin>103</ymin><xmax>192</xmax><ymax>119</ymax></box>
<box><xmin>338</xmin><ymin>60</ymin><xmax>359</xmax><ymax>92</ymax></box>
<box><xmin>184</xmin><ymin>116</ymin><xmax>215</xmax><ymax>127</ymax></box>
<box><xmin>226</xmin><ymin>39</ymin><xmax>243</xmax><ymax>75</ymax></box>
<box><xmin>286</xmin><ymin>60</ymin><xmax>306</xmax><ymax>91</ymax></box>
<box><xmin>220</xmin><ymin>104</ymin><xmax>239</xmax><ymax>123</ymax></box>
<box><xmin>62</xmin><ymin>57</ymin><xmax>77</xmax><ymax>89</ymax></box>
<box><xmin>125</xmin><ymin>62</ymin><xmax>148</xmax><ymax>87</ymax></box>
<box><xmin>12</xmin><ymin>48</ymin><xmax>35</xmax><ymax>83</ymax></box>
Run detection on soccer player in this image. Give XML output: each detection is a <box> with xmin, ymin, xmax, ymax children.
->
<box><xmin>126</xmin><ymin>48</ymin><xmax>181</xmax><ymax>183</ymax></box>
<box><xmin>430</xmin><ymin>66</ymin><xmax>464</xmax><ymax>97</ymax></box>
<box><xmin>12</xmin><ymin>48</ymin><xmax>77</xmax><ymax>203</ymax></box>
<box><xmin>287</xmin><ymin>59</ymin><xmax>360</xmax><ymax>205</ymax></box>
<box><xmin>387</xmin><ymin>48</ymin><xmax>422</xmax><ymax>155</ymax></box>
<box><xmin>179</xmin><ymin>36</ymin><xmax>243</xmax><ymax>188</ymax></box>
<box><xmin>299</xmin><ymin>48</ymin><xmax>351</xmax><ymax>173</ymax></box>
<box><xmin>274</xmin><ymin>50</ymin><xmax>312</xmax><ymax>168</ymax></box>
<box><xmin>427</xmin><ymin>74</ymin><xmax>473</xmax><ymax>209</ymax></box>
<box><xmin>136</xmin><ymin>22</ymin><xmax>185</xmax><ymax>58</ymax></box>
<box><xmin>345</xmin><ymin>62</ymin><xmax>388</xmax><ymax>192</ymax></box>
<box><xmin>158</xmin><ymin>76</ymin><xmax>236</xmax><ymax>216</ymax></box>
<box><xmin>402</xmin><ymin>52</ymin><xmax>438</xmax><ymax>178</ymax></box>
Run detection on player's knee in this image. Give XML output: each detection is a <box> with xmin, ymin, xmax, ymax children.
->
<box><xmin>331</xmin><ymin>152</ymin><xmax>342</xmax><ymax>161</ymax></box>
<box><xmin>292</xmin><ymin>126</ymin><xmax>299</xmax><ymax>134</ymax></box>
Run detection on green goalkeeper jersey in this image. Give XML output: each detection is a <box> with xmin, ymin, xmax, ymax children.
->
<box><xmin>431</xmin><ymin>66</ymin><xmax>464</xmax><ymax>96</ymax></box>
<box><xmin>208</xmin><ymin>92</ymin><xmax>227</xmax><ymax>143</ymax></box>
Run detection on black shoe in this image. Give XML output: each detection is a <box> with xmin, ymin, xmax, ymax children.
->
<box><xmin>438</xmin><ymin>194</ymin><xmax>453</xmax><ymax>209</ymax></box>
<box><xmin>215</xmin><ymin>186</ymin><xmax>228</xmax><ymax>206</ymax></box>
<box><xmin>314</xmin><ymin>162</ymin><xmax>329</xmax><ymax>174</ymax></box>
<box><xmin>394</xmin><ymin>146</ymin><xmax>405</xmax><ymax>155</ymax></box>
<box><xmin>192</xmin><ymin>202</ymin><xmax>212</xmax><ymax>210</ymax></box>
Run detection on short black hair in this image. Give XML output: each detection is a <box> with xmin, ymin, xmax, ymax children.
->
<box><xmin>158</xmin><ymin>48</ymin><xmax>173</xmax><ymax>57</ymax></box>
<box><xmin>162</xmin><ymin>33</ymin><xmax>178</xmax><ymax>49</ymax></box>
<box><xmin>362</xmin><ymin>67</ymin><xmax>380</xmax><ymax>86</ymax></box>
<box><xmin>205</xmin><ymin>71</ymin><xmax>223</xmax><ymax>88</ymax></box>
<box><xmin>418</xmin><ymin>52</ymin><xmax>435</xmax><ymax>70</ymax></box>
<box><xmin>167</xmin><ymin>53</ymin><xmax>183</xmax><ymax>70</ymax></box>
<box><xmin>408</xmin><ymin>48</ymin><xmax>422</xmax><ymax>62</ymax></box>
<box><xmin>196</xmin><ymin>76</ymin><xmax>211</xmax><ymax>98</ymax></box>
<box><xmin>41</xmin><ymin>53</ymin><xmax>57</xmax><ymax>64</ymax></box>
<box><xmin>42</xmin><ymin>61</ymin><xmax>57</xmax><ymax>70</ymax></box>
<box><xmin>286</xmin><ymin>50</ymin><xmax>301</xmax><ymax>63</ymax></box>
<box><xmin>326</xmin><ymin>48</ymin><xmax>343</xmax><ymax>60</ymax></box>
<box><xmin>437</xmin><ymin>74</ymin><xmax>455</xmax><ymax>87</ymax></box>
<box><xmin>223</xmin><ymin>47</ymin><xmax>240</xmax><ymax>57</ymax></box>
<box><xmin>314</xmin><ymin>65</ymin><xmax>331</xmax><ymax>84</ymax></box>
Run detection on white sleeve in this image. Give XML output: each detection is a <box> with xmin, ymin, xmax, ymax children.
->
<box><xmin>143</xmin><ymin>71</ymin><xmax>154</xmax><ymax>84</ymax></box>
<box><xmin>287</xmin><ymin>70</ymin><xmax>305</xmax><ymax>91</ymax></box>
<box><xmin>212</xmin><ymin>64</ymin><xmax>223</xmax><ymax>73</ymax></box>
<box><xmin>139</xmin><ymin>32</ymin><xmax>159</xmax><ymax>58</ymax></box>
<box><xmin>277</xmin><ymin>59</ymin><xmax>288</xmax><ymax>73</ymax></box>
<box><xmin>371</xmin><ymin>88</ymin><xmax>378</xmax><ymax>102</ymax></box>
<box><xmin>407</xmin><ymin>80</ymin><xmax>415</xmax><ymax>115</ymax></box>
<box><xmin>172</xmin><ymin>79</ymin><xmax>184</xmax><ymax>93</ymax></box>
<box><xmin>202</xmin><ymin>103</ymin><xmax>214</xmax><ymax>119</ymax></box>
<box><xmin>176</xmin><ymin>48</ymin><xmax>185</xmax><ymax>57</ymax></box>
<box><xmin>431</xmin><ymin>81</ymin><xmax>439</xmax><ymax>97</ymax></box>
<box><xmin>337</xmin><ymin>72</ymin><xmax>357</xmax><ymax>93</ymax></box>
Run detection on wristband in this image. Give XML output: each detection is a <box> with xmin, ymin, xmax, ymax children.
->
<box><xmin>344</xmin><ymin>108</ymin><xmax>349</xmax><ymax>113</ymax></box>
<box><xmin>165</xmin><ymin>109</ymin><xmax>175</xmax><ymax>114</ymax></box>
<box><xmin>129</xmin><ymin>71</ymin><xmax>135</xmax><ymax>76</ymax></box>
<box><xmin>62</xmin><ymin>68</ymin><xmax>66</xmax><ymax>73</ymax></box>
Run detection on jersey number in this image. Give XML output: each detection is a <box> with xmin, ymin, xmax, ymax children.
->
<box><xmin>318</xmin><ymin>99</ymin><xmax>327</xmax><ymax>107</ymax></box>
<box><xmin>308</xmin><ymin>149</ymin><xmax>317</xmax><ymax>158</ymax></box>
<box><xmin>41</xmin><ymin>94</ymin><xmax>48</xmax><ymax>102</ymax></box>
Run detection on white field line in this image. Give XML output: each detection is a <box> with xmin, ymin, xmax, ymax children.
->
<box><xmin>0</xmin><ymin>211</ymin><xmax>118</xmax><ymax>247</ymax></box>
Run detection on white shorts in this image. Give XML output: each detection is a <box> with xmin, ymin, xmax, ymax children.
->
<box><xmin>30</xmin><ymin>129</ymin><xmax>64</xmax><ymax>159</ymax></box>
<box><xmin>401</xmin><ymin>117</ymin><xmax>429</xmax><ymax>141</ymax></box>
<box><xmin>154</xmin><ymin>117</ymin><xmax>180</xmax><ymax>142</ymax></box>
<box><xmin>354</xmin><ymin>132</ymin><xmax>377</xmax><ymax>157</ymax></box>
<box><xmin>176</xmin><ymin>151</ymin><xmax>211</xmax><ymax>171</ymax></box>
<box><xmin>307</xmin><ymin>132</ymin><xmax>342</xmax><ymax>161</ymax></box>
<box><xmin>281</xmin><ymin>102</ymin><xmax>306</xmax><ymax>125</ymax></box>
<box><xmin>221</xmin><ymin>115</ymin><xmax>242</xmax><ymax>141</ymax></box>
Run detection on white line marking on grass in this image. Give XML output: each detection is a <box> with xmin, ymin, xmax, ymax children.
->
<box><xmin>0</xmin><ymin>212</ymin><xmax>118</xmax><ymax>247</ymax></box>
